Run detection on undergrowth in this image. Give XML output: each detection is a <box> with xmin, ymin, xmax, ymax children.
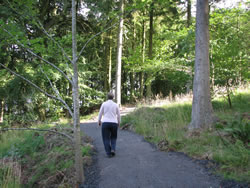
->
<box><xmin>121</xmin><ymin>88</ymin><xmax>250</xmax><ymax>183</ymax></box>
<box><xmin>0</xmin><ymin>124</ymin><xmax>94</xmax><ymax>187</ymax></box>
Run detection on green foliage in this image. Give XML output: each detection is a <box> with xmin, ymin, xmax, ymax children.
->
<box><xmin>121</xmin><ymin>89</ymin><xmax>250</xmax><ymax>182</ymax></box>
<box><xmin>213</xmin><ymin>140</ymin><xmax>250</xmax><ymax>182</ymax></box>
<box><xmin>0</xmin><ymin>132</ymin><xmax>45</xmax><ymax>158</ymax></box>
<box><xmin>122</xmin><ymin>102</ymin><xmax>192</xmax><ymax>143</ymax></box>
<box><xmin>0</xmin><ymin>159</ymin><xmax>21</xmax><ymax>188</ymax></box>
<box><xmin>81</xmin><ymin>145</ymin><xmax>92</xmax><ymax>156</ymax></box>
<box><xmin>216</xmin><ymin>118</ymin><xmax>250</xmax><ymax>144</ymax></box>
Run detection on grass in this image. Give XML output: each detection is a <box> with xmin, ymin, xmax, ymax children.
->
<box><xmin>0</xmin><ymin>159</ymin><xmax>21</xmax><ymax>188</ymax></box>
<box><xmin>121</xmin><ymin>87</ymin><xmax>250</xmax><ymax>183</ymax></box>
<box><xmin>0</xmin><ymin>123</ymin><xmax>94</xmax><ymax>187</ymax></box>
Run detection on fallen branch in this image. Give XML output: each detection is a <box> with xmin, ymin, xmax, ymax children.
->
<box><xmin>0</xmin><ymin>128</ymin><xmax>73</xmax><ymax>142</ymax></box>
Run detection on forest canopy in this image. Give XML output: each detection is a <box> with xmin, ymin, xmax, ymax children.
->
<box><xmin>0</xmin><ymin>0</ymin><xmax>249</xmax><ymax>125</ymax></box>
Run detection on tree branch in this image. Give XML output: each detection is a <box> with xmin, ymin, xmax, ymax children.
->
<box><xmin>77</xmin><ymin>9</ymin><xmax>136</xmax><ymax>62</ymax></box>
<box><xmin>40</xmin><ymin>66</ymin><xmax>73</xmax><ymax>117</ymax></box>
<box><xmin>2</xmin><ymin>28</ymin><xmax>73</xmax><ymax>85</ymax></box>
<box><xmin>4</xmin><ymin>1</ymin><xmax>73</xmax><ymax>75</ymax></box>
<box><xmin>0</xmin><ymin>63</ymin><xmax>70</xmax><ymax>110</ymax></box>
<box><xmin>77</xmin><ymin>22</ymin><xmax>118</xmax><ymax>62</ymax></box>
<box><xmin>37</xmin><ymin>21</ymin><xmax>74</xmax><ymax>67</ymax></box>
<box><xmin>0</xmin><ymin>128</ymin><xmax>73</xmax><ymax>142</ymax></box>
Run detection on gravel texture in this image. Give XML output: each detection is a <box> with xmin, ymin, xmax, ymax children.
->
<box><xmin>80</xmin><ymin>122</ymin><xmax>249</xmax><ymax>188</ymax></box>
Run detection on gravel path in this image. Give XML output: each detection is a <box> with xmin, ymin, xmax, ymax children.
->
<box><xmin>80</xmin><ymin>122</ymin><xmax>223</xmax><ymax>188</ymax></box>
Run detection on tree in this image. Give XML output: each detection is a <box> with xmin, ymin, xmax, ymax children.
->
<box><xmin>115</xmin><ymin>0</ymin><xmax>124</xmax><ymax>106</ymax></box>
<box><xmin>146</xmin><ymin>1</ymin><xmax>154</xmax><ymax>99</ymax></box>
<box><xmin>0</xmin><ymin>0</ymin><xmax>85</xmax><ymax>185</ymax></box>
<box><xmin>189</xmin><ymin>0</ymin><xmax>215</xmax><ymax>129</ymax></box>
<box><xmin>71</xmin><ymin>0</ymin><xmax>84</xmax><ymax>184</ymax></box>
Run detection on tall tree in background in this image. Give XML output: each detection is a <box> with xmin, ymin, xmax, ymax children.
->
<box><xmin>146</xmin><ymin>1</ymin><xmax>154</xmax><ymax>98</ymax></box>
<box><xmin>115</xmin><ymin>0</ymin><xmax>124</xmax><ymax>106</ymax></box>
<box><xmin>187</xmin><ymin>0</ymin><xmax>191</xmax><ymax>27</ymax></box>
<box><xmin>186</xmin><ymin>0</ymin><xmax>192</xmax><ymax>93</ymax></box>
<box><xmin>189</xmin><ymin>0</ymin><xmax>214</xmax><ymax>129</ymax></box>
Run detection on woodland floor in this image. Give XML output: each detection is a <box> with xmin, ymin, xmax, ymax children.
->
<box><xmin>79</xmin><ymin>107</ymin><xmax>249</xmax><ymax>188</ymax></box>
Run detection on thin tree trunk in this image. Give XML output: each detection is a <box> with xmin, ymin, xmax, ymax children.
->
<box><xmin>185</xmin><ymin>0</ymin><xmax>192</xmax><ymax>93</ymax></box>
<box><xmin>104</xmin><ymin>32</ymin><xmax>109</xmax><ymax>92</ymax></box>
<box><xmin>130</xmin><ymin>19</ymin><xmax>136</xmax><ymax>103</ymax></box>
<box><xmin>130</xmin><ymin>72</ymin><xmax>135</xmax><ymax>103</ymax></box>
<box><xmin>146</xmin><ymin>2</ymin><xmax>154</xmax><ymax>99</ymax></box>
<box><xmin>115</xmin><ymin>0</ymin><xmax>124</xmax><ymax>106</ymax></box>
<box><xmin>72</xmin><ymin>0</ymin><xmax>84</xmax><ymax>185</ymax></box>
<box><xmin>187</xmin><ymin>0</ymin><xmax>191</xmax><ymax>27</ymax></box>
<box><xmin>108</xmin><ymin>34</ymin><xmax>112</xmax><ymax>90</ymax></box>
<box><xmin>140</xmin><ymin>16</ymin><xmax>146</xmax><ymax>99</ymax></box>
<box><xmin>189</xmin><ymin>0</ymin><xmax>214</xmax><ymax>129</ymax></box>
<box><xmin>104</xmin><ymin>29</ymin><xmax>112</xmax><ymax>92</ymax></box>
<box><xmin>0</xmin><ymin>100</ymin><xmax>3</xmax><ymax>123</ymax></box>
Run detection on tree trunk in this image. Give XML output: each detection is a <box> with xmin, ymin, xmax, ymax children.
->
<box><xmin>185</xmin><ymin>0</ymin><xmax>192</xmax><ymax>93</ymax></box>
<box><xmin>130</xmin><ymin>72</ymin><xmax>135</xmax><ymax>103</ymax></box>
<box><xmin>0</xmin><ymin>100</ymin><xmax>3</xmax><ymax>123</ymax></box>
<box><xmin>72</xmin><ymin>0</ymin><xmax>84</xmax><ymax>185</ymax></box>
<box><xmin>104</xmin><ymin>29</ymin><xmax>112</xmax><ymax>92</ymax></box>
<box><xmin>115</xmin><ymin>0</ymin><xmax>124</xmax><ymax>106</ymax></box>
<box><xmin>130</xmin><ymin>19</ymin><xmax>136</xmax><ymax>103</ymax></box>
<box><xmin>189</xmin><ymin>0</ymin><xmax>214</xmax><ymax>129</ymax></box>
<box><xmin>187</xmin><ymin>0</ymin><xmax>191</xmax><ymax>27</ymax></box>
<box><xmin>104</xmin><ymin>32</ymin><xmax>109</xmax><ymax>92</ymax></box>
<box><xmin>108</xmin><ymin>34</ymin><xmax>112</xmax><ymax>90</ymax></box>
<box><xmin>140</xmin><ymin>16</ymin><xmax>146</xmax><ymax>99</ymax></box>
<box><xmin>146</xmin><ymin>2</ymin><xmax>154</xmax><ymax>99</ymax></box>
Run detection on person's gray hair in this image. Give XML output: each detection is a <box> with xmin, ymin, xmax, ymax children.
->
<box><xmin>107</xmin><ymin>92</ymin><xmax>114</xmax><ymax>100</ymax></box>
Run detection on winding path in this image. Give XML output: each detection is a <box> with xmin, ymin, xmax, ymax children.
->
<box><xmin>80</xmin><ymin>121</ymin><xmax>221</xmax><ymax>188</ymax></box>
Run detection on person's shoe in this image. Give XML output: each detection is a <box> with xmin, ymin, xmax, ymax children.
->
<box><xmin>111</xmin><ymin>150</ymin><xmax>115</xmax><ymax>156</ymax></box>
<box><xmin>107</xmin><ymin>154</ymin><xmax>112</xmax><ymax>158</ymax></box>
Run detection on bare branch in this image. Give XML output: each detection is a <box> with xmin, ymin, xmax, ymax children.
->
<box><xmin>77</xmin><ymin>9</ymin><xmax>136</xmax><ymax>62</ymax></box>
<box><xmin>0</xmin><ymin>63</ymin><xmax>58</xmax><ymax>99</ymax></box>
<box><xmin>77</xmin><ymin>23</ymin><xmax>118</xmax><ymax>62</ymax></box>
<box><xmin>2</xmin><ymin>28</ymin><xmax>73</xmax><ymax>85</ymax></box>
<box><xmin>40</xmin><ymin>66</ymin><xmax>73</xmax><ymax>117</ymax></box>
<box><xmin>38</xmin><ymin>21</ymin><xmax>74</xmax><ymax>66</ymax></box>
<box><xmin>0</xmin><ymin>128</ymin><xmax>73</xmax><ymax>142</ymax></box>
<box><xmin>0</xmin><ymin>63</ymin><xmax>71</xmax><ymax>111</ymax></box>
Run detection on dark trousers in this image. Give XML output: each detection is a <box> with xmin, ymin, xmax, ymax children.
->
<box><xmin>102</xmin><ymin>122</ymin><xmax>118</xmax><ymax>156</ymax></box>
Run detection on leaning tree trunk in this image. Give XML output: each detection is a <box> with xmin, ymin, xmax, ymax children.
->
<box><xmin>189</xmin><ymin>0</ymin><xmax>214</xmax><ymax>129</ymax></box>
<box><xmin>115</xmin><ymin>0</ymin><xmax>124</xmax><ymax>106</ymax></box>
<box><xmin>72</xmin><ymin>0</ymin><xmax>84</xmax><ymax>185</ymax></box>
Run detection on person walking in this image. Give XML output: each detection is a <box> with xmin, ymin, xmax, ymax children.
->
<box><xmin>98</xmin><ymin>92</ymin><xmax>121</xmax><ymax>157</ymax></box>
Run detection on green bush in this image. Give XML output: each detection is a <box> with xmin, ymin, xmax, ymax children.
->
<box><xmin>217</xmin><ymin>118</ymin><xmax>250</xmax><ymax>144</ymax></box>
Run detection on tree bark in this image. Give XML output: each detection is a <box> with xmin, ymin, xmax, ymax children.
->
<box><xmin>189</xmin><ymin>0</ymin><xmax>214</xmax><ymax>129</ymax></box>
<box><xmin>115</xmin><ymin>0</ymin><xmax>124</xmax><ymax>106</ymax></box>
<box><xmin>109</xmin><ymin>34</ymin><xmax>112</xmax><ymax>90</ymax></box>
<box><xmin>146</xmin><ymin>2</ymin><xmax>154</xmax><ymax>99</ymax></box>
<box><xmin>130</xmin><ymin>19</ymin><xmax>136</xmax><ymax>103</ymax></box>
<box><xmin>185</xmin><ymin>0</ymin><xmax>192</xmax><ymax>93</ymax></box>
<box><xmin>72</xmin><ymin>0</ymin><xmax>84</xmax><ymax>185</ymax></box>
<box><xmin>140</xmin><ymin>16</ymin><xmax>146</xmax><ymax>99</ymax></box>
<box><xmin>0</xmin><ymin>100</ymin><xmax>3</xmax><ymax>123</ymax></box>
<box><xmin>187</xmin><ymin>0</ymin><xmax>191</xmax><ymax>27</ymax></box>
<box><xmin>104</xmin><ymin>30</ymin><xmax>112</xmax><ymax>92</ymax></box>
